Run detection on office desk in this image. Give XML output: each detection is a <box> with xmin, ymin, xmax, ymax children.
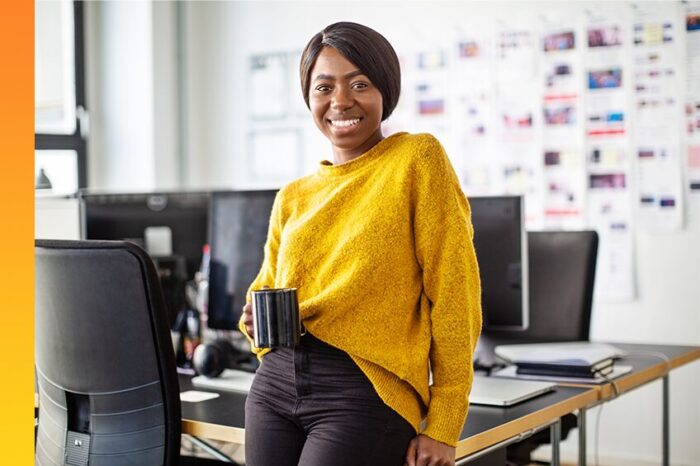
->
<box><xmin>559</xmin><ymin>342</ymin><xmax>700</xmax><ymax>466</ymax></box>
<box><xmin>179</xmin><ymin>342</ymin><xmax>699</xmax><ymax>465</ymax></box>
<box><xmin>582</xmin><ymin>342</ymin><xmax>700</xmax><ymax>398</ymax></box>
<box><xmin>180</xmin><ymin>375</ymin><xmax>246</xmax><ymax>444</ymax></box>
<box><xmin>178</xmin><ymin>375</ymin><xmax>598</xmax><ymax>465</ymax></box>
<box><xmin>454</xmin><ymin>386</ymin><xmax>597</xmax><ymax>464</ymax></box>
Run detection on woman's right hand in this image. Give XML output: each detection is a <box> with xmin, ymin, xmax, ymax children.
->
<box><xmin>242</xmin><ymin>302</ymin><xmax>254</xmax><ymax>338</ymax></box>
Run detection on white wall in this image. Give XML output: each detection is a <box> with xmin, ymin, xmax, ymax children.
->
<box><xmin>152</xmin><ymin>1</ymin><xmax>181</xmax><ymax>189</ymax></box>
<box><xmin>180</xmin><ymin>1</ymin><xmax>236</xmax><ymax>189</ymax></box>
<box><xmin>84</xmin><ymin>1</ymin><xmax>700</xmax><ymax>464</ymax></box>
<box><xmin>86</xmin><ymin>1</ymin><xmax>181</xmax><ymax>191</ymax></box>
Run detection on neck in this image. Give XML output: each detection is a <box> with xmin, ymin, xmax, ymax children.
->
<box><xmin>331</xmin><ymin>129</ymin><xmax>384</xmax><ymax>165</ymax></box>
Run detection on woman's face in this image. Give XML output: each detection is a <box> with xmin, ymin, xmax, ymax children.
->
<box><xmin>308</xmin><ymin>47</ymin><xmax>384</xmax><ymax>162</ymax></box>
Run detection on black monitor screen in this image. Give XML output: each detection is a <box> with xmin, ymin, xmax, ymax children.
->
<box><xmin>82</xmin><ymin>191</ymin><xmax>210</xmax><ymax>277</ymax></box>
<box><xmin>207</xmin><ymin>190</ymin><xmax>277</xmax><ymax>330</ymax></box>
<box><xmin>470</xmin><ymin>195</ymin><xmax>528</xmax><ymax>330</ymax></box>
<box><xmin>81</xmin><ymin>191</ymin><xmax>210</xmax><ymax>326</ymax></box>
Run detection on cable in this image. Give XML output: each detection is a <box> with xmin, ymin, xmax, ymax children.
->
<box><xmin>595</xmin><ymin>369</ymin><xmax>620</xmax><ymax>399</ymax></box>
<box><xmin>591</xmin><ymin>350</ymin><xmax>673</xmax><ymax>466</ymax></box>
<box><xmin>623</xmin><ymin>350</ymin><xmax>673</xmax><ymax>374</ymax></box>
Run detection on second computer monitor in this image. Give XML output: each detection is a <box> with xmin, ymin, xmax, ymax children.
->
<box><xmin>469</xmin><ymin>195</ymin><xmax>529</xmax><ymax>331</ymax></box>
<box><xmin>81</xmin><ymin>191</ymin><xmax>210</xmax><ymax>280</ymax></box>
<box><xmin>207</xmin><ymin>190</ymin><xmax>277</xmax><ymax>330</ymax></box>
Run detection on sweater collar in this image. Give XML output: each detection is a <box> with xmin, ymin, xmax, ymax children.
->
<box><xmin>317</xmin><ymin>132</ymin><xmax>407</xmax><ymax>177</ymax></box>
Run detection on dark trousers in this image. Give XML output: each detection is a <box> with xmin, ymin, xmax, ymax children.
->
<box><xmin>244</xmin><ymin>334</ymin><xmax>416</xmax><ymax>466</ymax></box>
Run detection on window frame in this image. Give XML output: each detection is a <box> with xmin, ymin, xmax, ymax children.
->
<box><xmin>35</xmin><ymin>0</ymin><xmax>87</xmax><ymax>189</ymax></box>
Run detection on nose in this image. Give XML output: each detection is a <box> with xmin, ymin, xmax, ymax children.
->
<box><xmin>331</xmin><ymin>85</ymin><xmax>354</xmax><ymax>111</ymax></box>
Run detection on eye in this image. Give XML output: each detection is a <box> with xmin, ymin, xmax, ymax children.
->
<box><xmin>352</xmin><ymin>81</ymin><xmax>369</xmax><ymax>90</ymax></box>
<box><xmin>314</xmin><ymin>84</ymin><xmax>332</xmax><ymax>93</ymax></box>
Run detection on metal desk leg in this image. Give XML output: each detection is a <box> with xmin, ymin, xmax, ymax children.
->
<box><xmin>578</xmin><ymin>407</ymin><xmax>587</xmax><ymax>466</ymax></box>
<box><xmin>663</xmin><ymin>375</ymin><xmax>669</xmax><ymax>466</ymax></box>
<box><xmin>550</xmin><ymin>418</ymin><xmax>561</xmax><ymax>466</ymax></box>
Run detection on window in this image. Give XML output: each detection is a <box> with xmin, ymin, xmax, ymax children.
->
<box><xmin>35</xmin><ymin>0</ymin><xmax>87</xmax><ymax>193</ymax></box>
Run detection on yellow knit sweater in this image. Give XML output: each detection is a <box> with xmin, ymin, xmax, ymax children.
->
<box><xmin>239</xmin><ymin>132</ymin><xmax>482</xmax><ymax>446</ymax></box>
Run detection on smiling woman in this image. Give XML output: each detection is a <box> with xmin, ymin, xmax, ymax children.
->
<box><xmin>307</xmin><ymin>47</ymin><xmax>385</xmax><ymax>163</ymax></box>
<box><xmin>299</xmin><ymin>22</ymin><xmax>400</xmax><ymax>164</ymax></box>
<box><xmin>238</xmin><ymin>22</ymin><xmax>482</xmax><ymax>466</ymax></box>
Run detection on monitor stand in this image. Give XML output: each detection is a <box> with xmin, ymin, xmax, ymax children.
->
<box><xmin>473</xmin><ymin>332</ymin><xmax>530</xmax><ymax>371</ymax></box>
<box><xmin>473</xmin><ymin>335</ymin><xmax>500</xmax><ymax>370</ymax></box>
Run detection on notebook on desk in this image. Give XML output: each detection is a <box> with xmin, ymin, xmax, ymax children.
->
<box><xmin>494</xmin><ymin>341</ymin><xmax>627</xmax><ymax>364</ymax></box>
<box><xmin>492</xmin><ymin>364</ymin><xmax>633</xmax><ymax>384</ymax></box>
<box><xmin>469</xmin><ymin>375</ymin><xmax>556</xmax><ymax>407</ymax></box>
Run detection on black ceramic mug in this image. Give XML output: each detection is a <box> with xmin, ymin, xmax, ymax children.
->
<box><xmin>251</xmin><ymin>287</ymin><xmax>302</xmax><ymax>348</ymax></box>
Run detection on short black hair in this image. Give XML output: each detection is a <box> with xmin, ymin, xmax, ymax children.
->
<box><xmin>300</xmin><ymin>22</ymin><xmax>401</xmax><ymax>121</ymax></box>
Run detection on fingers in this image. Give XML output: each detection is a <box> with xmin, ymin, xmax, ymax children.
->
<box><xmin>412</xmin><ymin>435</ymin><xmax>454</xmax><ymax>466</ymax></box>
<box><xmin>242</xmin><ymin>286</ymin><xmax>269</xmax><ymax>338</ymax></box>
<box><xmin>242</xmin><ymin>303</ymin><xmax>254</xmax><ymax>337</ymax></box>
<box><xmin>404</xmin><ymin>436</ymin><xmax>418</xmax><ymax>466</ymax></box>
<box><xmin>415</xmin><ymin>450</ymin><xmax>432</xmax><ymax>466</ymax></box>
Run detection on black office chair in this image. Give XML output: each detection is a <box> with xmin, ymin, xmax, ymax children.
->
<box><xmin>35</xmin><ymin>239</ymin><xmax>230</xmax><ymax>466</ymax></box>
<box><xmin>483</xmin><ymin>230</ymin><xmax>599</xmax><ymax>466</ymax></box>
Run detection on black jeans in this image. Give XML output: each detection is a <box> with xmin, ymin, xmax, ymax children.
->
<box><xmin>244</xmin><ymin>334</ymin><xmax>416</xmax><ymax>466</ymax></box>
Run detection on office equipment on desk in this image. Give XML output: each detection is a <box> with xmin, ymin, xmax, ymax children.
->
<box><xmin>193</xmin><ymin>338</ymin><xmax>259</xmax><ymax>377</ymax></box>
<box><xmin>495</xmin><ymin>341</ymin><xmax>627</xmax><ymax>362</ymax></box>
<box><xmin>469</xmin><ymin>376</ymin><xmax>556</xmax><ymax>407</ymax></box>
<box><xmin>81</xmin><ymin>190</ymin><xmax>210</xmax><ymax>327</ymax></box>
<box><xmin>35</xmin><ymin>239</ymin><xmax>229</xmax><ymax>466</ymax></box>
<box><xmin>470</xmin><ymin>195</ymin><xmax>529</xmax><ymax>331</ymax></box>
<box><xmin>492</xmin><ymin>364</ymin><xmax>633</xmax><ymax>384</ymax></box>
<box><xmin>516</xmin><ymin>360</ymin><xmax>614</xmax><ymax>378</ymax></box>
<box><xmin>496</xmin><ymin>341</ymin><xmax>623</xmax><ymax>379</ymax></box>
<box><xmin>207</xmin><ymin>190</ymin><xmax>277</xmax><ymax>330</ymax></box>
<box><xmin>191</xmin><ymin>369</ymin><xmax>256</xmax><ymax>394</ymax></box>
<box><xmin>181</xmin><ymin>391</ymin><xmax>221</xmax><ymax>403</ymax></box>
<box><xmin>475</xmin><ymin>230</ymin><xmax>599</xmax><ymax>367</ymax></box>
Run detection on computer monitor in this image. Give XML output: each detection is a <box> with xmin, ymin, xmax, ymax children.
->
<box><xmin>81</xmin><ymin>191</ymin><xmax>210</xmax><ymax>326</ymax></box>
<box><xmin>469</xmin><ymin>195</ymin><xmax>528</xmax><ymax>331</ymax></box>
<box><xmin>207</xmin><ymin>190</ymin><xmax>277</xmax><ymax>330</ymax></box>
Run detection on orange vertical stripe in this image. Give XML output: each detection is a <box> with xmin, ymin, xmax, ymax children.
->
<box><xmin>0</xmin><ymin>0</ymin><xmax>34</xmax><ymax>464</ymax></box>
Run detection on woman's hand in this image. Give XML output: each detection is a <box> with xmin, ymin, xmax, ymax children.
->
<box><xmin>241</xmin><ymin>303</ymin><xmax>254</xmax><ymax>338</ymax></box>
<box><xmin>242</xmin><ymin>286</ymin><xmax>268</xmax><ymax>338</ymax></box>
<box><xmin>404</xmin><ymin>434</ymin><xmax>455</xmax><ymax>466</ymax></box>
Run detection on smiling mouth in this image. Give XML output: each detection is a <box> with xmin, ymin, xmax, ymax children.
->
<box><xmin>328</xmin><ymin>118</ymin><xmax>362</xmax><ymax>128</ymax></box>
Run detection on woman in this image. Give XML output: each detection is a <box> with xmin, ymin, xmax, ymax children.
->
<box><xmin>239</xmin><ymin>22</ymin><xmax>482</xmax><ymax>466</ymax></box>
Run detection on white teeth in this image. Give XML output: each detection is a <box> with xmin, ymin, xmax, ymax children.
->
<box><xmin>330</xmin><ymin>119</ymin><xmax>360</xmax><ymax>128</ymax></box>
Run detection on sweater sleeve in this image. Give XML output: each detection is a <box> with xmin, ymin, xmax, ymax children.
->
<box><xmin>413</xmin><ymin>136</ymin><xmax>483</xmax><ymax>446</ymax></box>
<box><xmin>238</xmin><ymin>190</ymin><xmax>284</xmax><ymax>356</ymax></box>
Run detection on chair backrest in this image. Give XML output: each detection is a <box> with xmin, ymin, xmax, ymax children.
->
<box><xmin>35</xmin><ymin>240</ymin><xmax>181</xmax><ymax>466</ymax></box>
<box><xmin>484</xmin><ymin>230</ymin><xmax>599</xmax><ymax>344</ymax></box>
